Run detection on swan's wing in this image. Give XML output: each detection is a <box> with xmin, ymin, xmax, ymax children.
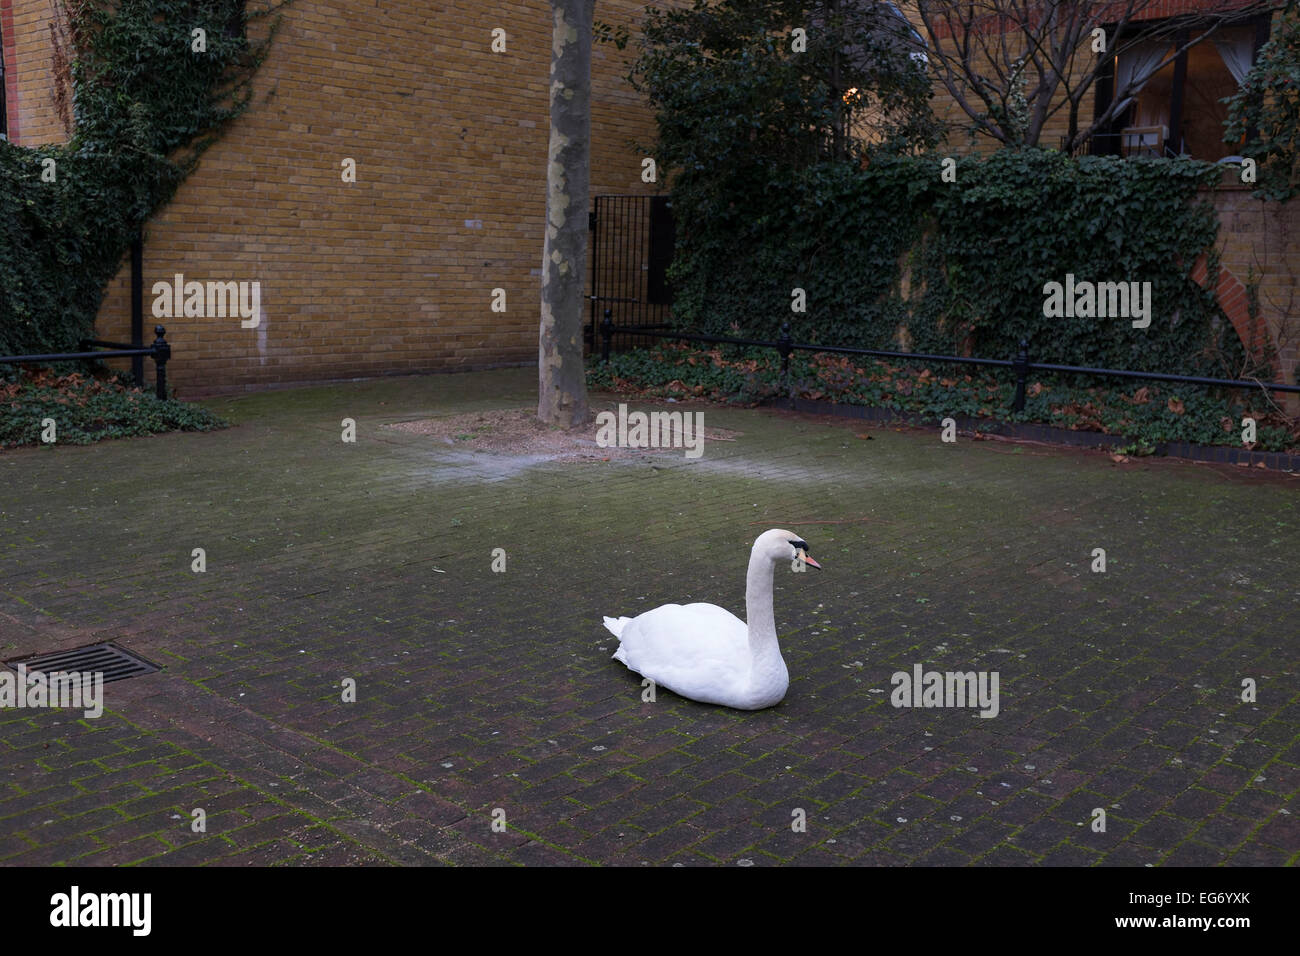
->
<box><xmin>617</xmin><ymin>603</ymin><xmax>747</xmax><ymax>663</ymax></box>
<box><xmin>614</xmin><ymin>603</ymin><xmax>749</xmax><ymax>700</ymax></box>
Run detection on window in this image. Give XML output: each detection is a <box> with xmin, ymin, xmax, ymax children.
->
<box><xmin>1096</xmin><ymin>17</ymin><xmax>1271</xmax><ymax>161</ymax></box>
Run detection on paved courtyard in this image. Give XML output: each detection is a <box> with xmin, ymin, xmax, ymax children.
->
<box><xmin>0</xmin><ymin>368</ymin><xmax>1297</xmax><ymax>866</ymax></box>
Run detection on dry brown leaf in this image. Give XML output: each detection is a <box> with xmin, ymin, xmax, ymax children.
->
<box><xmin>1167</xmin><ymin>398</ymin><xmax>1185</xmax><ymax>415</ymax></box>
<box><xmin>1133</xmin><ymin>387</ymin><xmax>1151</xmax><ymax>404</ymax></box>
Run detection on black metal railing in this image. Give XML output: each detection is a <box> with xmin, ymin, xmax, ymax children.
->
<box><xmin>595</xmin><ymin>312</ymin><xmax>1300</xmax><ymax>411</ymax></box>
<box><xmin>0</xmin><ymin>325</ymin><xmax>173</xmax><ymax>400</ymax></box>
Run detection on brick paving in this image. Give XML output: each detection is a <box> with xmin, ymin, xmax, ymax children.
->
<box><xmin>1</xmin><ymin>368</ymin><xmax>1296</xmax><ymax>866</ymax></box>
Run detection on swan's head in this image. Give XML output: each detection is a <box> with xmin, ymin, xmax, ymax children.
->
<box><xmin>755</xmin><ymin>528</ymin><xmax>822</xmax><ymax>570</ymax></box>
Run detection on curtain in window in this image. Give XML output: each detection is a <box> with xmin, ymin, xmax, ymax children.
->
<box><xmin>1113</xmin><ymin>40</ymin><xmax>1172</xmax><ymax>115</ymax></box>
<box><xmin>1214</xmin><ymin>34</ymin><xmax>1255</xmax><ymax>85</ymax></box>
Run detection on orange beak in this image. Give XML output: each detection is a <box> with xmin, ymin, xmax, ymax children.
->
<box><xmin>800</xmin><ymin>552</ymin><xmax>822</xmax><ymax>570</ymax></box>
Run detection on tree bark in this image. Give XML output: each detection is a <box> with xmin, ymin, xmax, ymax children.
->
<box><xmin>538</xmin><ymin>0</ymin><xmax>593</xmax><ymax>427</ymax></box>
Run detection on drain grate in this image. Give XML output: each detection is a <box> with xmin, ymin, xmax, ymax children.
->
<box><xmin>4</xmin><ymin>643</ymin><xmax>161</xmax><ymax>684</ymax></box>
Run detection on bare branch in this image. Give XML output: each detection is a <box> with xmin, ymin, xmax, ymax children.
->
<box><xmin>913</xmin><ymin>0</ymin><xmax>1286</xmax><ymax>150</ymax></box>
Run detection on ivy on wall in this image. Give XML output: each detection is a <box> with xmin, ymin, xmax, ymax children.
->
<box><xmin>667</xmin><ymin>148</ymin><xmax>1251</xmax><ymax>379</ymax></box>
<box><xmin>0</xmin><ymin>0</ymin><xmax>287</xmax><ymax>359</ymax></box>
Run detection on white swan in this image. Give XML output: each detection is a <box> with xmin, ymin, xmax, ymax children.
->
<box><xmin>603</xmin><ymin>529</ymin><xmax>821</xmax><ymax>710</ymax></box>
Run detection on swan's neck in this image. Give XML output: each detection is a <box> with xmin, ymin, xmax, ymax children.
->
<box><xmin>744</xmin><ymin>550</ymin><xmax>781</xmax><ymax>664</ymax></box>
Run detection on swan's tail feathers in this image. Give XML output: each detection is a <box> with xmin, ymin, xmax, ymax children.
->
<box><xmin>603</xmin><ymin>616</ymin><xmax>631</xmax><ymax>638</ymax></box>
<box><xmin>604</xmin><ymin>616</ymin><xmax>633</xmax><ymax>662</ymax></box>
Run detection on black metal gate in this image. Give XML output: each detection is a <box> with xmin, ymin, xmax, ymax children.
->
<box><xmin>587</xmin><ymin>195</ymin><xmax>674</xmax><ymax>352</ymax></box>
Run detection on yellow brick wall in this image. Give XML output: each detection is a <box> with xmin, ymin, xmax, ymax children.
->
<box><xmin>5</xmin><ymin>0</ymin><xmax>67</xmax><ymax>145</ymax></box>
<box><xmin>1208</xmin><ymin>180</ymin><xmax>1300</xmax><ymax>410</ymax></box>
<box><xmin>11</xmin><ymin>0</ymin><xmax>667</xmax><ymax>394</ymax></box>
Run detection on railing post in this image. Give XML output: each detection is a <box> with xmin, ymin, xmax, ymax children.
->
<box><xmin>151</xmin><ymin>325</ymin><xmax>170</xmax><ymax>400</ymax></box>
<box><xmin>1012</xmin><ymin>338</ymin><xmax>1029</xmax><ymax>413</ymax></box>
<box><xmin>600</xmin><ymin>308</ymin><xmax>613</xmax><ymax>364</ymax></box>
<box><xmin>131</xmin><ymin>233</ymin><xmax>144</xmax><ymax>390</ymax></box>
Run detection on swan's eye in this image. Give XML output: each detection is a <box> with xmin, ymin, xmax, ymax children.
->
<box><xmin>789</xmin><ymin>539</ymin><xmax>809</xmax><ymax>552</ymax></box>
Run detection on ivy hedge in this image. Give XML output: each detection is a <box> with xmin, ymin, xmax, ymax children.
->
<box><xmin>0</xmin><ymin>0</ymin><xmax>285</xmax><ymax>362</ymax></box>
<box><xmin>1</xmin><ymin>367</ymin><xmax>227</xmax><ymax>448</ymax></box>
<box><xmin>667</xmin><ymin>148</ymin><xmax>1255</xmax><ymax>380</ymax></box>
<box><xmin>587</xmin><ymin>343</ymin><xmax>1299</xmax><ymax>453</ymax></box>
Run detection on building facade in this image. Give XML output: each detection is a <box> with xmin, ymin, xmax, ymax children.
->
<box><xmin>3</xmin><ymin>1</ymin><xmax>1296</xmax><ymax>398</ymax></box>
<box><xmin>2</xmin><ymin>0</ymin><xmax>662</xmax><ymax>395</ymax></box>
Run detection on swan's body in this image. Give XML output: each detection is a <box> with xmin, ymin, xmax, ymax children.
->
<box><xmin>606</xmin><ymin>603</ymin><xmax>788</xmax><ymax>709</ymax></box>
<box><xmin>604</xmin><ymin>529</ymin><xmax>820</xmax><ymax>710</ymax></box>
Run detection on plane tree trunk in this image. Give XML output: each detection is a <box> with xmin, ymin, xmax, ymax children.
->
<box><xmin>538</xmin><ymin>0</ymin><xmax>593</xmax><ymax>427</ymax></box>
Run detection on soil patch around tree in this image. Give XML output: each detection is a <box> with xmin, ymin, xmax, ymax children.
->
<box><xmin>382</xmin><ymin>404</ymin><xmax>740</xmax><ymax>461</ymax></box>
